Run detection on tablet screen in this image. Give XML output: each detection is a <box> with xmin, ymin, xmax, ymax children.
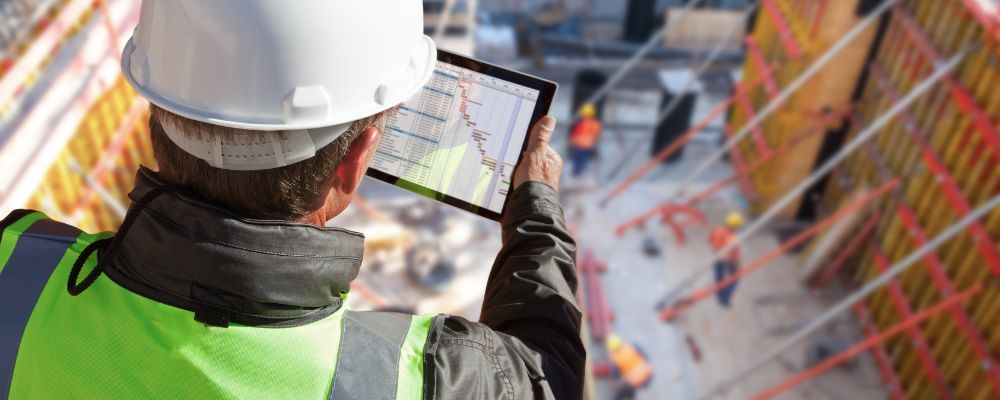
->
<box><xmin>371</xmin><ymin>60</ymin><xmax>542</xmax><ymax>214</ymax></box>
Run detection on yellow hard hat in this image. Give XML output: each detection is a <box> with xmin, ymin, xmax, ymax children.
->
<box><xmin>726</xmin><ymin>212</ymin><xmax>745</xmax><ymax>228</ymax></box>
<box><xmin>579</xmin><ymin>103</ymin><xmax>597</xmax><ymax>118</ymax></box>
<box><xmin>606</xmin><ymin>334</ymin><xmax>623</xmax><ymax>351</ymax></box>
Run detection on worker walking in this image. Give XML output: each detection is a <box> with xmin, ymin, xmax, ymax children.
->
<box><xmin>569</xmin><ymin>102</ymin><xmax>603</xmax><ymax>177</ymax></box>
<box><xmin>0</xmin><ymin>1</ymin><xmax>583</xmax><ymax>398</ymax></box>
<box><xmin>606</xmin><ymin>334</ymin><xmax>653</xmax><ymax>400</ymax></box>
<box><xmin>710</xmin><ymin>212</ymin><xmax>744</xmax><ymax>307</ymax></box>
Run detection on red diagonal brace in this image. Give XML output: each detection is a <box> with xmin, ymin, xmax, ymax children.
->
<box><xmin>614</xmin><ymin>204</ymin><xmax>707</xmax><ymax>245</ymax></box>
<box><xmin>810</xmin><ymin>210</ymin><xmax>882</xmax><ymax>289</ymax></box>
<box><xmin>852</xmin><ymin>304</ymin><xmax>907</xmax><ymax>400</ymax></box>
<box><xmin>579</xmin><ymin>251</ymin><xmax>613</xmax><ymax>341</ymax></box>
<box><xmin>734</xmin><ymin>82</ymin><xmax>775</xmax><ymax>158</ymax></box>
<box><xmin>872</xmin><ymin>252</ymin><xmax>954</xmax><ymax>400</ymax></box>
<box><xmin>724</xmin><ymin>126</ymin><xmax>758</xmax><ymax>199</ymax></box>
<box><xmin>745</xmin><ymin>37</ymin><xmax>782</xmax><ymax>102</ymax></box>
<box><xmin>761</xmin><ymin>0</ymin><xmax>803</xmax><ymax>59</ymax></box>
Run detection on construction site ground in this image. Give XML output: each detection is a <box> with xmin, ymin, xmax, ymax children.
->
<box><xmin>555</xmin><ymin>84</ymin><xmax>889</xmax><ymax>400</ymax></box>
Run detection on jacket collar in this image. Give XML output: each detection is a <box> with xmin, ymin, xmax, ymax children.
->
<box><xmin>108</xmin><ymin>167</ymin><xmax>364</xmax><ymax>326</ymax></box>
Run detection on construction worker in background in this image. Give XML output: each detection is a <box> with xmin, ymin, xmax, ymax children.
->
<box><xmin>569</xmin><ymin>102</ymin><xmax>603</xmax><ymax>177</ymax></box>
<box><xmin>606</xmin><ymin>334</ymin><xmax>653</xmax><ymax>400</ymax></box>
<box><xmin>0</xmin><ymin>1</ymin><xmax>583</xmax><ymax>398</ymax></box>
<box><xmin>710</xmin><ymin>212</ymin><xmax>745</xmax><ymax>307</ymax></box>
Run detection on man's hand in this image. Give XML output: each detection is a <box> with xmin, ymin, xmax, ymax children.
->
<box><xmin>513</xmin><ymin>116</ymin><xmax>562</xmax><ymax>191</ymax></box>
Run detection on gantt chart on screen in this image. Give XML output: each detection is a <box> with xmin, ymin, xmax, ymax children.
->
<box><xmin>372</xmin><ymin>62</ymin><xmax>539</xmax><ymax>213</ymax></box>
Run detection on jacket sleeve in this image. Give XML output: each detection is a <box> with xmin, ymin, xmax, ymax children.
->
<box><xmin>424</xmin><ymin>182</ymin><xmax>584</xmax><ymax>399</ymax></box>
<box><xmin>482</xmin><ymin>181</ymin><xmax>584</xmax><ymax>392</ymax></box>
<box><xmin>423</xmin><ymin>182</ymin><xmax>584</xmax><ymax>399</ymax></box>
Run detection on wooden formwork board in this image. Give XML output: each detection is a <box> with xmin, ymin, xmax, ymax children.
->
<box><xmin>728</xmin><ymin>0</ymin><xmax>880</xmax><ymax>218</ymax></box>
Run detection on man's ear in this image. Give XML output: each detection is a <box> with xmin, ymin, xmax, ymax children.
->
<box><xmin>334</xmin><ymin>126</ymin><xmax>380</xmax><ymax>196</ymax></box>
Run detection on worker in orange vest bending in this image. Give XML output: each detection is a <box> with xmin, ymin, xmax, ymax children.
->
<box><xmin>569</xmin><ymin>102</ymin><xmax>603</xmax><ymax>177</ymax></box>
<box><xmin>606</xmin><ymin>334</ymin><xmax>653</xmax><ymax>400</ymax></box>
<box><xmin>710</xmin><ymin>212</ymin><xmax>744</xmax><ymax>307</ymax></box>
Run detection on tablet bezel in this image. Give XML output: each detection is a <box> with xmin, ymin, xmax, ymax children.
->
<box><xmin>365</xmin><ymin>49</ymin><xmax>558</xmax><ymax>222</ymax></box>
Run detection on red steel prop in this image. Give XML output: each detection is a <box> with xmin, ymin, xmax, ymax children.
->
<box><xmin>852</xmin><ymin>305</ymin><xmax>906</xmax><ymax>400</ymax></box>
<box><xmin>613</xmin><ymin>204</ymin><xmax>706</xmax><ymax>245</ymax></box>
<box><xmin>871</xmin><ymin>251</ymin><xmax>953</xmax><ymax>399</ymax></box>
<box><xmin>579</xmin><ymin>251</ymin><xmax>613</xmax><ymax>340</ymax></box>
<box><xmin>809</xmin><ymin>210</ymin><xmax>881</xmax><ymax>289</ymax></box>
<box><xmin>658</xmin><ymin>179</ymin><xmax>899</xmax><ymax>321</ymax></box>
<box><xmin>751</xmin><ymin>284</ymin><xmax>983</xmax><ymax>400</ymax></box>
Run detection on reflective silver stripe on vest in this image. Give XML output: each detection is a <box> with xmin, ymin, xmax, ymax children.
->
<box><xmin>330</xmin><ymin>311</ymin><xmax>413</xmax><ymax>400</ymax></box>
<box><xmin>0</xmin><ymin>219</ymin><xmax>80</xmax><ymax>397</ymax></box>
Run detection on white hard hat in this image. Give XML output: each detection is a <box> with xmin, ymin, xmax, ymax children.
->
<box><xmin>121</xmin><ymin>0</ymin><xmax>436</xmax><ymax>170</ymax></box>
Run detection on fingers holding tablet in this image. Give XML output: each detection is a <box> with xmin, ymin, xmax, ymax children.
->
<box><xmin>514</xmin><ymin>116</ymin><xmax>562</xmax><ymax>192</ymax></box>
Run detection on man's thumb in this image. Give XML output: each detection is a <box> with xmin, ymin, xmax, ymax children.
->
<box><xmin>529</xmin><ymin>116</ymin><xmax>556</xmax><ymax>150</ymax></box>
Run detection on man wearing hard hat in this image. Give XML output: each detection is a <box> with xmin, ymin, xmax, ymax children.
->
<box><xmin>709</xmin><ymin>212</ymin><xmax>745</xmax><ymax>307</ymax></box>
<box><xmin>605</xmin><ymin>334</ymin><xmax>653</xmax><ymax>400</ymax></box>
<box><xmin>569</xmin><ymin>103</ymin><xmax>603</xmax><ymax>177</ymax></box>
<box><xmin>0</xmin><ymin>1</ymin><xmax>582</xmax><ymax>399</ymax></box>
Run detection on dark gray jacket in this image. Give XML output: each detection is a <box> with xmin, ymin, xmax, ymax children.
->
<box><xmin>104</xmin><ymin>168</ymin><xmax>584</xmax><ymax>399</ymax></box>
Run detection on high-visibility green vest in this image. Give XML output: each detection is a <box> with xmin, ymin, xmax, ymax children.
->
<box><xmin>0</xmin><ymin>211</ymin><xmax>433</xmax><ymax>399</ymax></box>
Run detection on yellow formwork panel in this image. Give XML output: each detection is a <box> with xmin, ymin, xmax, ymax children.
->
<box><xmin>26</xmin><ymin>76</ymin><xmax>154</xmax><ymax>233</ymax></box>
<box><xmin>788</xmin><ymin>0</ymin><xmax>1000</xmax><ymax>397</ymax></box>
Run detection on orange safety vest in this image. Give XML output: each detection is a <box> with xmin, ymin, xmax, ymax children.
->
<box><xmin>609</xmin><ymin>342</ymin><xmax>652</xmax><ymax>388</ymax></box>
<box><xmin>570</xmin><ymin>117</ymin><xmax>602</xmax><ymax>149</ymax></box>
<box><xmin>709</xmin><ymin>227</ymin><xmax>739</xmax><ymax>262</ymax></box>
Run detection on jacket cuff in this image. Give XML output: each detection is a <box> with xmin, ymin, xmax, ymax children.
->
<box><xmin>503</xmin><ymin>182</ymin><xmax>564</xmax><ymax>225</ymax></box>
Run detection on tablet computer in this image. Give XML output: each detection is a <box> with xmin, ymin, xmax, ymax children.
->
<box><xmin>367</xmin><ymin>49</ymin><xmax>558</xmax><ymax>221</ymax></box>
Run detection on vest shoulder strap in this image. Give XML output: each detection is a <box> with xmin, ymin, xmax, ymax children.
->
<box><xmin>0</xmin><ymin>210</ymin><xmax>84</xmax><ymax>396</ymax></box>
<box><xmin>330</xmin><ymin>310</ymin><xmax>436</xmax><ymax>400</ymax></box>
